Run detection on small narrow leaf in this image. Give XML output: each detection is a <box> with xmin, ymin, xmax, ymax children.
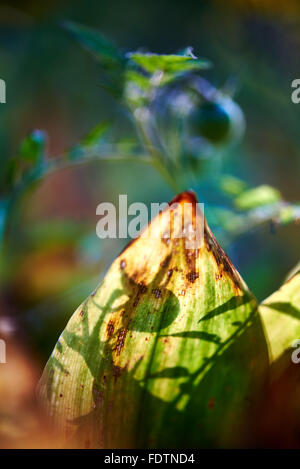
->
<box><xmin>19</xmin><ymin>130</ymin><xmax>46</xmax><ymax>164</ymax></box>
<box><xmin>63</xmin><ymin>21</ymin><xmax>126</xmax><ymax>97</ymax></box>
<box><xmin>63</xmin><ymin>21</ymin><xmax>124</xmax><ymax>66</ymax></box>
<box><xmin>38</xmin><ymin>191</ymin><xmax>268</xmax><ymax>448</ymax></box>
<box><xmin>234</xmin><ymin>185</ymin><xmax>282</xmax><ymax>211</ymax></box>
<box><xmin>220</xmin><ymin>175</ymin><xmax>248</xmax><ymax>197</ymax></box>
<box><xmin>80</xmin><ymin>121</ymin><xmax>111</xmax><ymax>147</ymax></box>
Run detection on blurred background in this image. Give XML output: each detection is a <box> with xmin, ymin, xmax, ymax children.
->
<box><xmin>0</xmin><ymin>0</ymin><xmax>299</xmax><ymax>447</ymax></box>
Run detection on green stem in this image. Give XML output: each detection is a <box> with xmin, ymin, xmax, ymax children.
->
<box><xmin>0</xmin><ymin>149</ymin><xmax>180</xmax><ymax>260</ymax></box>
<box><xmin>133</xmin><ymin>113</ymin><xmax>180</xmax><ymax>193</ymax></box>
<box><xmin>149</xmin><ymin>158</ymin><xmax>180</xmax><ymax>193</ymax></box>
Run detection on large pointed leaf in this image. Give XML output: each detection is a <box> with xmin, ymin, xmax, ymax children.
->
<box><xmin>38</xmin><ymin>191</ymin><xmax>268</xmax><ymax>448</ymax></box>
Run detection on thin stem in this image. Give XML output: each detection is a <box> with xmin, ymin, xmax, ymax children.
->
<box><xmin>133</xmin><ymin>112</ymin><xmax>180</xmax><ymax>193</ymax></box>
<box><xmin>149</xmin><ymin>158</ymin><xmax>180</xmax><ymax>193</ymax></box>
<box><xmin>0</xmin><ymin>148</ymin><xmax>180</xmax><ymax>258</ymax></box>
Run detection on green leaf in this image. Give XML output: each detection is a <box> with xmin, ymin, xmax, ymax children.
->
<box><xmin>128</xmin><ymin>52</ymin><xmax>210</xmax><ymax>75</ymax></box>
<box><xmin>234</xmin><ymin>185</ymin><xmax>282</xmax><ymax>211</ymax></box>
<box><xmin>63</xmin><ymin>21</ymin><xmax>124</xmax><ymax>66</ymax></box>
<box><xmin>38</xmin><ymin>192</ymin><xmax>268</xmax><ymax>448</ymax></box>
<box><xmin>19</xmin><ymin>130</ymin><xmax>46</xmax><ymax>164</ymax></box>
<box><xmin>125</xmin><ymin>70</ymin><xmax>151</xmax><ymax>91</ymax></box>
<box><xmin>127</xmin><ymin>51</ymin><xmax>210</xmax><ymax>87</ymax></box>
<box><xmin>260</xmin><ymin>269</ymin><xmax>300</xmax><ymax>363</ymax></box>
<box><xmin>220</xmin><ymin>175</ymin><xmax>248</xmax><ymax>197</ymax></box>
<box><xmin>80</xmin><ymin>121</ymin><xmax>111</xmax><ymax>147</ymax></box>
<box><xmin>66</xmin><ymin>121</ymin><xmax>111</xmax><ymax>161</ymax></box>
<box><xmin>255</xmin><ymin>269</ymin><xmax>300</xmax><ymax>445</ymax></box>
<box><xmin>5</xmin><ymin>130</ymin><xmax>47</xmax><ymax>188</ymax></box>
<box><xmin>63</xmin><ymin>21</ymin><xmax>126</xmax><ymax>97</ymax></box>
<box><xmin>277</xmin><ymin>204</ymin><xmax>300</xmax><ymax>225</ymax></box>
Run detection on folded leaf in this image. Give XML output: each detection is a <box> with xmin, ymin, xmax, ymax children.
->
<box><xmin>38</xmin><ymin>191</ymin><xmax>268</xmax><ymax>448</ymax></box>
<box><xmin>260</xmin><ymin>269</ymin><xmax>300</xmax><ymax>363</ymax></box>
<box><xmin>254</xmin><ymin>268</ymin><xmax>300</xmax><ymax>447</ymax></box>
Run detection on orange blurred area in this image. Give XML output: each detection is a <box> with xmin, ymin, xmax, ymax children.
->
<box><xmin>0</xmin><ymin>339</ymin><xmax>64</xmax><ymax>448</ymax></box>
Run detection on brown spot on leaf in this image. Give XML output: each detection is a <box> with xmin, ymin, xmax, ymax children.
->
<box><xmin>138</xmin><ymin>282</ymin><xmax>147</xmax><ymax>293</ymax></box>
<box><xmin>185</xmin><ymin>249</ymin><xmax>197</xmax><ymax>266</ymax></box>
<box><xmin>204</xmin><ymin>222</ymin><xmax>242</xmax><ymax>290</ymax></box>
<box><xmin>93</xmin><ymin>389</ymin><xmax>104</xmax><ymax>408</ymax></box>
<box><xmin>112</xmin><ymin>364</ymin><xmax>126</xmax><ymax>382</ymax></box>
<box><xmin>208</xmin><ymin>397</ymin><xmax>215</xmax><ymax>409</ymax></box>
<box><xmin>186</xmin><ymin>271</ymin><xmax>199</xmax><ymax>283</ymax></box>
<box><xmin>107</xmin><ymin>320</ymin><xmax>115</xmax><ymax>339</ymax></box>
<box><xmin>133</xmin><ymin>281</ymin><xmax>147</xmax><ymax>306</ymax></box>
<box><xmin>120</xmin><ymin>259</ymin><xmax>126</xmax><ymax>270</ymax></box>
<box><xmin>152</xmin><ymin>288</ymin><xmax>162</xmax><ymax>298</ymax></box>
<box><xmin>114</xmin><ymin>328</ymin><xmax>129</xmax><ymax>356</ymax></box>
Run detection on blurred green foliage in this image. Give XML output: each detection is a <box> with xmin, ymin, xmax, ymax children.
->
<box><xmin>0</xmin><ymin>0</ymin><xmax>299</xmax><ymax>365</ymax></box>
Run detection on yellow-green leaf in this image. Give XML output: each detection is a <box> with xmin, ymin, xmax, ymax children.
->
<box><xmin>38</xmin><ymin>191</ymin><xmax>268</xmax><ymax>448</ymax></box>
<box><xmin>260</xmin><ymin>269</ymin><xmax>300</xmax><ymax>363</ymax></box>
<box><xmin>255</xmin><ymin>267</ymin><xmax>300</xmax><ymax>446</ymax></box>
<box><xmin>128</xmin><ymin>52</ymin><xmax>210</xmax><ymax>75</ymax></box>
